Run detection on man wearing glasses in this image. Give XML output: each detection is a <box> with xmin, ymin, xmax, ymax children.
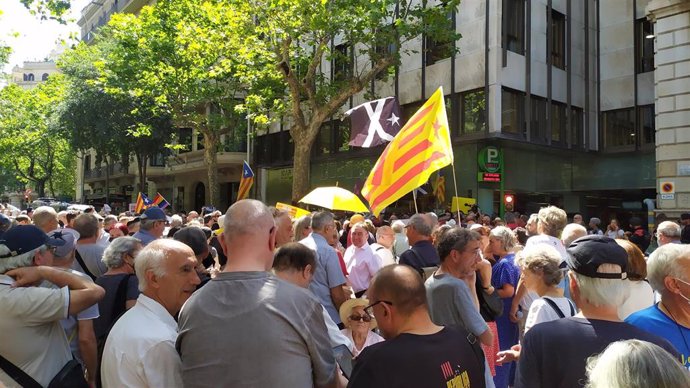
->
<box><xmin>348</xmin><ymin>265</ymin><xmax>485</xmax><ymax>387</ymax></box>
<box><xmin>133</xmin><ymin>207</ymin><xmax>168</xmax><ymax>247</ymax></box>
<box><xmin>0</xmin><ymin>225</ymin><xmax>105</xmax><ymax>387</ymax></box>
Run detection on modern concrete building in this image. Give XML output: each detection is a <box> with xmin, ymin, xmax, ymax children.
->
<box><xmin>255</xmin><ymin>0</ymin><xmax>689</xmax><ymax>225</ymax></box>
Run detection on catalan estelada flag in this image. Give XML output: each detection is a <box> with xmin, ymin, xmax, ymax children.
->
<box><xmin>152</xmin><ymin>192</ymin><xmax>170</xmax><ymax>209</ymax></box>
<box><xmin>236</xmin><ymin>161</ymin><xmax>254</xmax><ymax>201</ymax></box>
<box><xmin>135</xmin><ymin>192</ymin><xmax>153</xmax><ymax>214</ymax></box>
<box><xmin>361</xmin><ymin>87</ymin><xmax>453</xmax><ymax>216</ymax></box>
<box><xmin>434</xmin><ymin>172</ymin><xmax>446</xmax><ymax>205</ymax></box>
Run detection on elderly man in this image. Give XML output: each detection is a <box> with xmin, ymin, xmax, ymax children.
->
<box><xmin>186</xmin><ymin>210</ymin><xmax>199</xmax><ymax>224</ymax></box>
<box><xmin>399</xmin><ymin>214</ymin><xmax>439</xmax><ymax>275</ymax></box>
<box><xmin>49</xmin><ymin>228</ymin><xmax>100</xmax><ymax>388</ymax></box>
<box><xmin>655</xmin><ymin>220</ymin><xmax>682</xmax><ymax>246</ymax></box>
<box><xmin>101</xmin><ymin>239</ymin><xmax>200</xmax><ymax>387</ymax></box>
<box><xmin>588</xmin><ymin>217</ymin><xmax>603</xmax><ymax>235</ymax></box>
<box><xmin>344</xmin><ymin>223</ymin><xmax>382</xmax><ymax>298</ymax></box>
<box><xmin>515</xmin><ymin>235</ymin><xmax>679</xmax><ymax>388</ymax></box>
<box><xmin>425</xmin><ymin>227</ymin><xmax>495</xmax><ymax>388</ymax></box>
<box><xmin>270</xmin><ymin>207</ymin><xmax>294</xmax><ymax>248</ymax></box>
<box><xmin>0</xmin><ymin>225</ymin><xmax>104</xmax><ymax>388</ymax></box>
<box><xmin>73</xmin><ymin>213</ymin><xmax>108</xmax><ymax>279</ymax></box>
<box><xmin>562</xmin><ymin>223</ymin><xmax>587</xmax><ymax>247</ymax></box>
<box><xmin>348</xmin><ymin>265</ymin><xmax>485</xmax><ymax>387</ymax></box>
<box><xmin>371</xmin><ymin>225</ymin><xmax>396</xmax><ymax>266</ymax></box>
<box><xmin>625</xmin><ymin>244</ymin><xmax>690</xmax><ymax>369</ymax></box>
<box><xmin>300</xmin><ymin>211</ymin><xmax>348</xmax><ymax>327</ymax></box>
<box><xmin>391</xmin><ymin>220</ymin><xmax>409</xmax><ymax>257</ymax></box>
<box><xmin>33</xmin><ymin>206</ymin><xmax>59</xmax><ymax>233</ymax></box>
<box><xmin>132</xmin><ymin>207</ymin><xmax>167</xmax><ymax>246</ymax></box>
<box><xmin>177</xmin><ymin>200</ymin><xmax>341</xmax><ymax>387</ymax></box>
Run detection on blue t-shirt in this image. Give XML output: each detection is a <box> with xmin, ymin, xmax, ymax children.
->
<box><xmin>301</xmin><ymin>233</ymin><xmax>347</xmax><ymax>324</ymax></box>
<box><xmin>626</xmin><ymin>304</ymin><xmax>690</xmax><ymax>369</ymax></box>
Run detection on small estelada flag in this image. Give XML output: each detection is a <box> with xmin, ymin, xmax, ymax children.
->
<box><xmin>344</xmin><ymin>96</ymin><xmax>402</xmax><ymax>148</ymax></box>
<box><xmin>236</xmin><ymin>161</ymin><xmax>254</xmax><ymax>201</ymax></box>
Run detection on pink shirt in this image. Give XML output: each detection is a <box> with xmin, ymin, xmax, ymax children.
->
<box><xmin>344</xmin><ymin>243</ymin><xmax>382</xmax><ymax>292</ymax></box>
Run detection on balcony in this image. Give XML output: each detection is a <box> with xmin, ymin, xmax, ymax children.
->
<box><xmin>165</xmin><ymin>150</ymin><xmax>246</xmax><ymax>174</ymax></box>
<box><xmin>83</xmin><ymin>162</ymin><xmax>133</xmax><ymax>183</ymax></box>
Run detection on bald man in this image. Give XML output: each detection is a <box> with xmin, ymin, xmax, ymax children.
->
<box><xmin>348</xmin><ymin>265</ymin><xmax>484</xmax><ymax>387</ymax></box>
<box><xmin>177</xmin><ymin>200</ymin><xmax>341</xmax><ymax>388</ymax></box>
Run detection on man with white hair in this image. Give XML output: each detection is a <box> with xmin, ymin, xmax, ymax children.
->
<box><xmin>101</xmin><ymin>239</ymin><xmax>200</xmax><ymax>387</ymax></box>
<box><xmin>625</xmin><ymin>243</ymin><xmax>690</xmax><ymax>369</ymax></box>
<box><xmin>344</xmin><ymin>223</ymin><xmax>382</xmax><ymax>297</ymax></box>
<box><xmin>0</xmin><ymin>225</ymin><xmax>104</xmax><ymax>387</ymax></box>
<box><xmin>515</xmin><ymin>235</ymin><xmax>679</xmax><ymax>388</ymax></box>
<box><xmin>32</xmin><ymin>206</ymin><xmax>59</xmax><ymax>233</ymax></box>
<box><xmin>177</xmin><ymin>200</ymin><xmax>341</xmax><ymax>387</ymax></box>
<box><xmin>561</xmin><ymin>223</ymin><xmax>587</xmax><ymax>248</ymax></box>
<box><xmin>655</xmin><ymin>221</ymin><xmax>682</xmax><ymax>246</ymax></box>
<box><xmin>391</xmin><ymin>220</ymin><xmax>409</xmax><ymax>257</ymax></box>
<box><xmin>371</xmin><ymin>225</ymin><xmax>396</xmax><ymax>266</ymax></box>
<box><xmin>399</xmin><ymin>214</ymin><xmax>439</xmax><ymax>275</ymax></box>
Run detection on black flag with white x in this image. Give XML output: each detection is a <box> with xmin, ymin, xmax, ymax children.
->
<box><xmin>344</xmin><ymin>96</ymin><xmax>402</xmax><ymax>148</ymax></box>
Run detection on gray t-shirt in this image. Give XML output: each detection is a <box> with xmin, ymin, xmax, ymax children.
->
<box><xmin>73</xmin><ymin>243</ymin><xmax>107</xmax><ymax>278</ymax></box>
<box><xmin>176</xmin><ymin>271</ymin><xmax>336</xmax><ymax>388</ymax></box>
<box><xmin>424</xmin><ymin>273</ymin><xmax>488</xmax><ymax>337</ymax></box>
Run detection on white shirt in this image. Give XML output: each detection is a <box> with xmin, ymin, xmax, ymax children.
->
<box><xmin>101</xmin><ymin>294</ymin><xmax>183</xmax><ymax>388</ymax></box>
<box><xmin>524</xmin><ymin>296</ymin><xmax>575</xmax><ymax>333</ymax></box>
<box><xmin>618</xmin><ymin>280</ymin><xmax>655</xmax><ymax>320</ymax></box>
<box><xmin>344</xmin><ymin>243</ymin><xmax>382</xmax><ymax>293</ymax></box>
<box><xmin>340</xmin><ymin>328</ymin><xmax>384</xmax><ymax>357</ymax></box>
<box><xmin>370</xmin><ymin>243</ymin><xmax>396</xmax><ymax>267</ymax></box>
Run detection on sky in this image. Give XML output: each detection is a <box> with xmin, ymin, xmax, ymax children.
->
<box><xmin>1</xmin><ymin>0</ymin><xmax>90</xmax><ymax>74</ymax></box>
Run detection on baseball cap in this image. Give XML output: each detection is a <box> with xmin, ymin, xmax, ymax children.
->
<box><xmin>48</xmin><ymin>228</ymin><xmax>80</xmax><ymax>258</ymax></box>
<box><xmin>0</xmin><ymin>225</ymin><xmax>66</xmax><ymax>258</ymax></box>
<box><xmin>566</xmin><ymin>235</ymin><xmax>628</xmax><ymax>279</ymax></box>
<box><xmin>140</xmin><ymin>207</ymin><xmax>167</xmax><ymax>221</ymax></box>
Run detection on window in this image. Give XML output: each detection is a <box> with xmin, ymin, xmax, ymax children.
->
<box><xmin>602</xmin><ymin>108</ymin><xmax>635</xmax><ymax>149</ymax></box>
<box><xmin>177</xmin><ymin>128</ymin><xmax>193</xmax><ymax>153</ymax></box>
<box><xmin>638</xmin><ymin>105</ymin><xmax>655</xmax><ymax>146</ymax></box>
<box><xmin>551</xmin><ymin>102</ymin><xmax>566</xmax><ymax>143</ymax></box>
<box><xmin>503</xmin><ymin>0</ymin><xmax>525</xmax><ymax>55</ymax></box>
<box><xmin>41</xmin><ymin>73</ymin><xmax>49</xmax><ymax>81</ymax></box>
<box><xmin>196</xmin><ymin>131</ymin><xmax>205</xmax><ymax>151</ymax></box>
<box><xmin>335</xmin><ymin>119</ymin><xmax>351</xmax><ymax>152</ymax></box>
<box><xmin>84</xmin><ymin>155</ymin><xmax>92</xmax><ymax>172</ymax></box>
<box><xmin>550</xmin><ymin>10</ymin><xmax>566</xmax><ymax>70</ymax></box>
<box><xmin>333</xmin><ymin>44</ymin><xmax>351</xmax><ymax>82</ymax></box>
<box><xmin>374</xmin><ymin>25</ymin><xmax>397</xmax><ymax>80</ymax></box>
<box><xmin>26</xmin><ymin>73</ymin><xmax>35</xmax><ymax>81</ymax></box>
<box><xmin>460</xmin><ymin>89</ymin><xmax>486</xmax><ymax>134</ymax></box>
<box><xmin>425</xmin><ymin>12</ymin><xmax>454</xmax><ymax>66</ymax></box>
<box><xmin>531</xmin><ymin>98</ymin><xmax>548</xmax><ymax>143</ymax></box>
<box><xmin>313</xmin><ymin>122</ymin><xmax>334</xmax><ymax>156</ymax></box>
<box><xmin>149</xmin><ymin>152</ymin><xmax>166</xmax><ymax>167</ymax></box>
<box><xmin>501</xmin><ymin>88</ymin><xmax>525</xmax><ymax>136</ymax></box>
<box><xmin>571</xmin><ymin>107</ymin><xmax>584</xmax><ymax>148</ymax></box>
<box><xmin>636</xmin><ymin>19</ymin><xmax>654</xmax><ymax>73</ymax></box>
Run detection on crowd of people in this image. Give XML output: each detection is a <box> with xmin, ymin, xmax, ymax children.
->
<box><xmin>0</xmin><ymin>200</ymin><xmax>689</xmax><ymax>388</ymax></box>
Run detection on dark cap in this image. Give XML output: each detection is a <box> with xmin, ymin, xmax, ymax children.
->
<box><xmin>0</xmin><ymin>225</ymin><xmax>66</xmax><ymax>258</ymax></box>
<box><xmin>140</xmin><ymin>207</ymin><xmax>166</xmax><ymax>221</ymax></box>
<box><xmin>172</xmin><ymin>226</ymin><xmax>209</xmax><ymax>256</ymax></box>
<box><xmin>681</xmin><ymin>213</ymin><xmax>690</xmax><ymax>221</ymax></box>
<box><xmin>566</xmin><ymin>235</ymin><xmax>628</xmax><ymax>279</ymax></box>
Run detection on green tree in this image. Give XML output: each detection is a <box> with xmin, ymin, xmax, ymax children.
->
<box><xmin>0</xmin><ymin>75</ymin><xmax>75</xmax><ymax>197</ymax></box>
<box><xmin>57</xmin><ymin>42</ymin><xmax>172</xmax><ymax>198</ymax></box>
<box><xmin>97</xmin><ymin>0</ymin><xmax>254</xmax><ymax>207</ymax></box>
<box><xmin>241</xmin><ymin>0</ymin><xmax>460</xmax><ymax>201</ymax></box>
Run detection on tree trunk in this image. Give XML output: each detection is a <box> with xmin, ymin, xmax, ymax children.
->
<box><xmin>290</xmin><ymin>119</ymin><xmax>324</xmax><ymax>202</ymax></box>
<box><xmin>203</xmin><ymin>130</ymin><xmax>220</xmax><ymax>208</ymax></box>
<box><xmin>136</xmin><ymin>154</ymin><xmax>148</xmax><ymax>194</ymax></box>
<box><xmin>105</xmin><ymin>156</ymin><xmax>110</xmax><ymax>205</ymax></box>
<box><xmin>36</xmin><ymin>180</ymin><xmax>46</xmax><ymax>198</ymax></box>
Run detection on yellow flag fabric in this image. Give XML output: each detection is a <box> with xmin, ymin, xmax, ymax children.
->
<box><xmin>361</xmin><ymin>87</ymin><xmax>453</xmax><ymax>216</ymax></box>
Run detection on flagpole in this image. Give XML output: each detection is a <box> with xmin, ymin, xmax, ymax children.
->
<box><xmin>451</xmin><ymin>162</ymin><xmax>461</xmax><ymax>221</ymax></box>
<box><xmin>412</xmin><ymin>189</ymin><xmax>419</xmax><ymax>214</ymax></box>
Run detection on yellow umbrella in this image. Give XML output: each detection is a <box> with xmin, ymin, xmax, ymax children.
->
<box><xmin>299</xmin><ymin>187</ymin><xmax>369</xmax><ymax>213</ymax></box>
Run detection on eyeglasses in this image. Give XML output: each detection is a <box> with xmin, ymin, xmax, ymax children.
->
<box><xmin>363</xmin><ymin>300</ymin><xmax>393</xmax><ymax>316</ymax></box>
<box><xmin>348</xmin><ymin>314</ymin><xmax>372</xmax><ymax>322</ymax></box>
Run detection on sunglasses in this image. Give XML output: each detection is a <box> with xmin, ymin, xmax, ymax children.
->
<box><xmin>348</xmin><ymin>314</ymin><xmax>372</xmax><ymax>322</ymax></box>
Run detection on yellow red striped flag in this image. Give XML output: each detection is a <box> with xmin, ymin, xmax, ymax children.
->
<box><xmin>361</xmin><ymin>87</ymin><xmax>453</xmax><ymax>216</ymax></box>
<box><xmin>236</xmin><ymin>161</ymin><xmax>254</xmax><ymax>201</ymax></box>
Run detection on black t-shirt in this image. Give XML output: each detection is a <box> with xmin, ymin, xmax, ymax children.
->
<box><xmin>682</xmin><ymin>225</ymin><xmax>690</xmax><ymax>244</ymax></box>
<box><xmin>515</xmin><ymin>317</ymin><xmax>680</xmax><ymax>388</ymax></box>
<box><xmin>93</xmin><ymin>273</ymin><xmax>139</xmax><ymax>339</ymax></box>
<box><xmin>348</xmin><ymin>327</ymin><xmax>485</xmax><ymax>388</ymax></box>
<box><xmin>399</xmin><ymin>240</ymin><xmax>440</xmax><ymax>272</ymax></box>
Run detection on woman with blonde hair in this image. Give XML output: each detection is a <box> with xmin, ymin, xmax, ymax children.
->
<box><xmin>586</xmin><ymin>339</ymin><xmax>690</xmax><ymax>388</ymax></box>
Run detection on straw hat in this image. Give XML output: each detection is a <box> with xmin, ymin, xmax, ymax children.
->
<box><xmin>339</xmin><ymin>298</ymin><xmax>377</xmax><ymax>329</ymax></box>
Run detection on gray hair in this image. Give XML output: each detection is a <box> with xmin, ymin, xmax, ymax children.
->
<box><xmin>516</xmin><ymin>244</ymin><xmax>564</xmax><ymax>286</ymax></box>
<box><xmin>408</xmin><ymin>214</ymin><xmax>432</xmax><ymax>237</ymax></box>
<box><xmin>571</xmin><ymin>264</ymin><xmax>629</xmax><ymax>307</ymax></box>
<box><xmin>140</xmin><ymin>219</ymin><xmax>157</xmax><ymax>231</ymax></box>
<box><xmin>292</xmin><ymin>215</ymin><xmax>313</xmax><ymax>240</ymax></box>
<box><xmin>102</xmin><ymin>236</ymin><xmax>141</xmax><ymax>269</ymax></box>
<box><xmin>657</xmin><ymin>221</ymin><xmax>681</xmax><ymax>238</ymax></box>
<box><xmin>562</xmin><ymin>223</ymin><xmax>587</xmax><ymax>247</ymax></box>
<box><xmin>134</xmin><ymin>242</ymin><xmax>168</xmax><ymax>291</ymax></box>
<box><xmin>0</xmin><ymin>245</ymin><xmax>43</xmax><ymax>274</ymax></box>
<box><xmin>169</xmin><ymin>215</ymin><xmax>183</xmax><ymax>228</ymax></box>
<box><xmin>32</xmin><ymin>206</ymin><xmax>57</xmax><ymax>229</ymax></box>
<box><xmin>310</xmin><ymin>211</ymin><xmax>333</xmax><ymax>232</ymax></box>
<box><xmin>489</xmin><ymin>226</ymin><xmax>517</xmax><ymax>252</ymax></box>
<box><xmin>647</xmin><ymin>243</ymin><xmax>690</xmax><ymax>293</ymax></box>
<box><xmin>425</xmin><ymin>212</ymin><xmax>439</xmax><ymax>228</ymax></box>
<box><xmin>586</xmin><ymin>339</ymin><xmax>690</xmax><ymax>388</ymax></box>
<box><xmin>537</xmin><ymin>206</ymin><xmax>567</xmax><ymax>237</ymax></box>
<box><xmin>376</xmin><ymin>225</ymin><xmax>393</xmax><ymax>239</ymax></box>
<box><xmin>391</xmin><ymin>220</ymin><xmax>405</xmax><ymax>233</ymax></box>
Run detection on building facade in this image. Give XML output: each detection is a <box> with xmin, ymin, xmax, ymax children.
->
<box><xmin>10</xmin><ymin>60</ymin><xmax>59</xmax><ymax>90</ymax></box>
<box><xmin>256</xmin><ymin>0</ymin><xmax>690</xmax><ymax>224</ymax></box>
